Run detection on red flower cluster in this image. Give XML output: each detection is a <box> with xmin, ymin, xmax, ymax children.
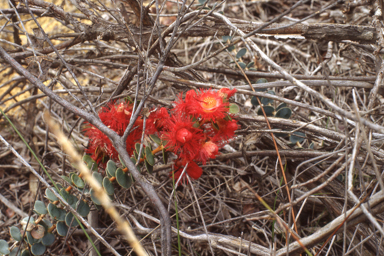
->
<box><xmin>85</xmin><ymin>88</ymin><xmax>239</xmax><ymax>182</ymax></box>
<box><xmin>84</xmin><ymin>102</ymin><xmax>143</xmax><ymax>164</ymax></box>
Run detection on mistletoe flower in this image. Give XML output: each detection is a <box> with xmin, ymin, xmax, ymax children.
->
<box><xmin>172</xmin><ymin>160</ymin><xmax>203</xmax><ymax>183</ymax></box>
<box><xmin>146</xmin><ymin>107</ymin><xmax>170</xmax><ymax>135</ymax></box>
<box><xmin>218</xmin><ymin>88</ymin><xmax>237</xmax><ymax>99</ymax></box>
<box><xmin>162</xmin><ymin>115</ymin><xmax>204</xmax><ymax>162</ymax></box>
<box><xmin>197</xmin><ymin>141</ymin><xmax>219</xmax><ymax>164</ymax></box>
<box><xmin>84</xmin><ymin>101</ymin><xmax>143</xmax><ymax>165</ymax></box>
<box><xmin>189</xmin><ymin>89</ymin><xmax>229</xmax><ymax>122</ymax></box>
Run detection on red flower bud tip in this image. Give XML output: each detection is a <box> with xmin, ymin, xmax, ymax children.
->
<box><xmin>202</xmin><ymin>141</ymin><xmax>219</xmax><ymax>158</ymax></box>
<box><xmin>218</xmin><ymin>88</ymin><xmax>237</xmax><ymax>99</ymax></box>
<box><xmin>176</xmin><ymin>128</ymin><xmax>192</xmax><ymax>143</ymax></box>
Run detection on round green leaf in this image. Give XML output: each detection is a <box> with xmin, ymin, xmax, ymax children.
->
<box><xmin>31</xmin><ymin>225</ymin><xmax>45</xmax><ymax>240</ymax></box>
<box><xmin>33</xmin><ymin>200</ymin><xmax>47</xmax><ymax>215</ymax></box>
<box><xmin>118</xmin><ymin>155</ymin><xmax>126</xmax><ymax>168</ymax></box>
<box><xmin>290</xmin><ymin>131</ymin><xmax>306</xmax><ymax>144</ymax></box>
<box><xmin>59</xmin><ymin>188</ymin><xmax>78</xmax><ymax>208</ymax></box>
<box><xmin>309</xmin><ymin>142</ymin><xmax>315</xmax><ymax>149</ymax></box>
<box><xmin>237</xmin><ymin>62</ymin><xmax>246</xmax><ymax>70</ymax></box>
<box><xmin>261</xmin><ymin>97</ymin><xmax>274</xmax><ymax>106</ymax></box>
<box><xmin>229</xmin><ymin>103</ymin><xmax>240</xmax><ymax>114</ymax></box>
<box><xmin>40</xmin><ymin>219</ymin><xmax>52</xmax><ymax>232</ymax></box>
<box><xmin>60</xmin><ymin>175</ymin><xmax>72</xmax><ymax>185</ymax></box>
<box><xmin>26</xmin><ymin>231</ymin><xmax>37</xmax><ymax>245</ymax></box>
<box><xmin>251</xmin><ymin>96</ymin><xmax>260</xmax><ymax>106</ymax></box>
<box><xmin>257</xmin><ymin>106</ymin><xmax>274</xmax><ymax>117</ymax></box>
<box><xmin>77</xmin><ymin>200</ymin><xmax>90</xmax><ymax>217</ymax></box>
<box><xmin>10</xmin><ymin>226</ymin><xmax>22</xmax><ymax>242</ymax></box>
<box><xmin>21</xmin><ymin>217</ymin><xmax>35</xmax><ymax>232</ymax></box>
<box><xmin>149</xmin><ymin>134</ymin><xmax>161</xmax><ymax>145</ymax></box>
<box><xmin>65</xmin><ymin>212</ymin><xmax>79</xmax><ymax>227</ymax></box>
<box><xmin>103</xmin><ymin>177</ymin><xmax>114</xmax><ymax>196</ymax></box>
<box><xmin>236</xmin><ymin>48</ymin><xmax>247</xmax><ymax>59</ymax></box>
<box><xmin>116</xmin><ymin>168</ymin><xmax>132</xmax><ymax>189</ymax></box>
<box><xmin>45</xmin><ymin>188</ymin><xmax>58</xmax><ymax>202</ymax></box>
<box><xmin>83</xmin><ymin>155</ymin><xmax>98</xmax><ymax>171</ymax></box>
<box><xmin>10</xmin><ymin>246</ymin><xmax>21</xmax><ymax>256</ymax></box>
<box><xmin>222</xmin><ymin>35</ymin><xmax>232</xmax><ymax>43</ymax></box>
<box><xmin>145</xmin><ymin>146</ymin><xmax>155</xmax><ymax>166</ymax></box>
<box><xmin>145</xmin><ymin>160</ymin><xmax>153</xmax><ymax>175</ymax></box>
<box><xmin>21</xmin><ymin>249</ymin><xmax>30</xmax><ymax>256</ymax></box>
<box><xmin>106</xmin><ymin>160</ymin><xmax>117</xmax><ymax>177</ymax></box>
<box><xmin>47</xmin><ymin>203</ymin><xmax>66</xmax><ymax>221</ymax></box>
<box><xmin>92</xmin><ymin>172</ymin><xmax>103</xmax><ymax>186</ymax></box>
<box><xmin>275</xmin><ymin>107</ymin><xmax>292</xmax><ymax>119</ymax></box>
<box><xmin>31</xmin><ymin>242</ymin><xmax>45</xmax><ymax>255</ymax></box>
<box><xmin>71</xmin><ymin>174</ymin><xmax>85</xmax><ymax>189</ymax></box>
<box><xmin>276</xmin><ymin>102</ymin><xmax>287</xmax><ymax>111</ymax></box>
<box><xmin>0</xmin><ymin>239</ymin><xmax>10</xmax><ymax>255</ymax></box>
<box><xmin>256</xmin><ymin>78</ymin><xmax>268</xmax><ymax>84</ymax></box>
<box><xmin>90</xmin><ymin>188</ymin><xmax>101</xmax><ymax>205</ymax></box>
<box><xmin>41</xmin><ymin>233</ymin><xmax>55</xmax><ymax>246</ymax></box>
<box><xmin>56</xmin><ymin>222</ymin><xmax>68</xmax><ymax>236</ymax></box>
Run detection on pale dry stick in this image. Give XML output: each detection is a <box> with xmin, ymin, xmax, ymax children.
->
<box><xmin>351</xmin><ymin>89</ymin><xmax>384</xmax><ymax>190</ymax></box>
<box><xmin>348</xmin><ymin>91</ymin><xmax>361</xmax><ymax>191</ymax></box>
<box><xmin>275</xmin><ymin>189</ymin><xmax>384</xmax><ymax>256</ymax></box>
<box><xmin>368</xmin><ymin>60</ymin><xmax>384</xmax><ymax>110</ymax></box>
<box><xmin>0</xmin><ymin>134</ymin><xmax>121</xmax><ymax>256</ymax></box>
<box><xmin>44</xmin><ymin>112</ymin><xmax>148</xmax><ymax>256</ymax></box>
<box><xmin>186</xmin><ymin>174</ymin><xmax>215</xmax><ymax>255</ymax></box>
<box><xmin>211</xmin><ymin>12</ymin><xmax>384</xmax><ymax>135</ymax></box>
<box><xmin>0</xmin><ymin>193</ymin><xmax>28</xmax><ymax>218</ymax></box>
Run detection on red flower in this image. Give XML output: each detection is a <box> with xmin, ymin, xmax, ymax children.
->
<box><xmin>197</xmin><ymin>141</ymin><xmax>219</xmax><ymax>164</ymax></box>
<box><xmin>146</xmin><ymin>107</ymin><xmax>170</xmax><ymax>134</ymax></box>
<box><xmin>189</xmin><ymin>89</ymin><xmax>229</xmax><ymax>122</ymax></box>
<box><xmin>218</xmin><ymin>88</ymin><xmax>237</xmax><ymax>99</ymax></box>
<box><xmin>84</xmin><ymin>101</ymin><xmax>143</xmax><ymax>164</ymax></box>
<box><xmin>162</xmin><ymin>115</ymin><xmax>204</xmax><ymax>162</ymax></box>
<box><xmin>172</xmin><ymin>160</ymin><xmax>203</xmax><ymax>183</ymax></box>
<box><xmin>173</xmin><ymin>90</ymin><xmax>197</xmax><ymax>116</ymax></box>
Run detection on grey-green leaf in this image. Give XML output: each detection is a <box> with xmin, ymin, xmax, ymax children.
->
<box><xmin>236</xmin><ymin>48</ymin><xmax>247</xmax><ymax>59</ymax></box>
<box><xmin>145</xmin><ymin>146</ymin><xmax>155</xmax><ymax>166</ymax></box>
<box><xmin>10</xmin><ymin>226</ymin><xmax>22</xmax><ymax>242</ymax></box>
<box><xmin>103</xmin><ymin>177</ymin><xmax>114</xmax><ymax>196</ymax></box>
<box><xmin>41</xmin><ymin>233</ymin><xmax>55</xmax><ymax>246</ymax></box>
<box><xmin>65</xmin><ymin>212</ymin><xmax>79</xmax><ymax>227</ymax></box>
<box><xmin>71</xmin><ymin>174</ymin><xmax>85</xmax><ymax>189</ymax></box>
<box><xmin>290</xmin><ymin>131</ymin><xmax>306</xmax><ymax>144</ymax></box>
<box><xmin>257</xmin><ymin>106</ymin><xmax>274</xmax><ymax>117</ymax></box>
<box><xmin>45</xmin><ymin>188</ymin><xmax>58</xmax><ymax>202</ymax></box>
<box><xmin>106</xmin><ymin>160</ymin><xmax>117</xmax><ymax>177</ymax></box>
<box><xmin>77</xmin><ymin>200</ymin><xmax>90</xmax><ymax>217</ymax></box>
<box><xmin>47</xmin><ymin>203</ymin><xmax>66</xmax><ymax>221</ymax></box>
<box><xmin>116</xmin><ymin>168</ymin><xmax>132</xmax><ymax>189</ymax></box>
<box><xmin>0</xmin><ymin>239</ymin><xmax>10</xmax><ymax>255</ymax></box>
<box><xmin>149</xmin><ymin>134</ymin><xmax>161</xmax><ymax>145</ymax></box>
<box><xmin>229</xmin><ymin>103</ymin><xmax>239</xmax><ymax>114</ymax></box>
<box><xmin>31</xmin><ymin>243</ymin><xmax>46</xmax><ymax>256</ymax></box>
<box><xmin>92</xmin><ymin>172</ymin><xmax>103</xmax><ymax>186</ymax></box>
<box><xmin>90</xmin><ymin>188</ymin><xmax>101</xmax><ymax>205</ymax></box>
<box><xmin>256</xmin><ymin>78</ymin><xmax>268</xmax><ymax>84</ymax></box>
<box><xmin>33</xmin><ymin>200</ymin><xmax>47</xmax><ymax>215</ymax></box>
<box><xmin>56</xmin><ymin>221</ymin><xmax>68</xmax><ymax>236</ymax></box>
<box><xmin>275</xmin><ymin>107</ymin><xmax>292</xmax><ymax>119</ymax></box>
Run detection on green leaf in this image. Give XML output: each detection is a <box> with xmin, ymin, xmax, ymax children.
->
<box><xmin>256</xmin><ymin>78</ymin><xmax>268</xmax><ymax>84</ymax></box>
<box><xmin>31</xmin><ymin>243</ymin><xmax>46</xmax><ymax>256</ymax></box>
<box><xmin>65</xmin><ymin>212</ymin><xmax>79</xmax><ymax>227</ymax></box>
<box><xmin>116</xmin><ymin>168</ymin><xmax>132</xmax><ymax>189</ymax></box>
<box><xmin>290</xmin><ymin>131</ymin><xmax>306</xmax><ymax>144</ymax></box>
<box><xmin>237</xmin><ymin>62</ymin><xmax>246</xmax><ymax>70</ymax></box>
<box><xmin>226</xmin><ymin>45</ymin><xmax>235</xmax><ymax>52</ymax></box>
<box><xmin>45</xmin><ymin>187</ymin><xmax>58</xmax><ymax>202</ymax></box>
<box><xmin>77</xmin><ymin>200</ymin><xmax>90</xmax><ymax>217</ymax></box>
<box><xmin>144</xmin><ymin>160</ymin><xmax>153</xmax><ymax>175</ymax></box>
<box><xmin>236</xmin><ymin>48</ymin><xmax>247</xmax><ymax>59</ymax></box>
<box><xmin>276</xmin><ymin>102</ymin><xmax>287</xmax><ymax>111</ymax></box>
<box><xmin>257</xmin><ymin>106</ymin><xmax>274</xmax><ymax>117</ymax></box>
<box><xmin>135</xmin><ymin>143</ymin><xmax>143</xmax><ymax>158</ymax></box>
<box><xmin>26</xmin><ymin>231</ymin><xmax>37</xmax><ymax>245</ymax></box>
<box><xmin>71</xmin><ymin>174</ymin><xmax>85</xmax><ymax>189</ymax></box>
<box><xmin>0</xmin><ymin>239</ymin><xmax>10</xmax><ymax>255</ymax></box>
<box><xmin>106</xmin><ymin>160</ymin><xmax>117</xmax><ymax>177</ymax></box>
<box><xmin>56</xmin><ymin>222</ymin><xmax>68</xmax><ymax>236</ymax></box>
<box><xmin>247</xmin><ymin>61</ymin><xmax>254</xmax><ymax>68</ymax></box>
<box><xmin>34</xmin><ymin>201</ymin><xmax>47</xmax><ymax>215</ymax></box>
<box><xmin>103</xmin><ymin>177</ymin><xmax>114</xmax><ymax>196</ymax></box>
<box><xmin>309</xmin><ymin>142</ymin><xmax>314</xmax><ymax>149</ymax></box>
<box><xmin>92</xmin><ymin>172</ymin><xmax>103</xmax><ymax>186</ymax></box>
<box><xmin>198</xmin><ymin>0</ymin><xmax>206</xmax><ymax>5</ymax></box>
<box><xmin>229</xmin><ymin>103</ymin><xmax>240</xmax><ymax>114</ymax></box>
<box><xmin>90</xmin><ymin>188</ymin><xmax>101</xmax><ymax>205</ymax></box>
<box><xmin>60</xmin><ymin>175</ymin><xmax>72</xmax><ymax>185</ymax></box>
<box><xmin>40</xmin><ymin>219</ymin><xmax>52</xmax><ymax>232</ymax></box>
<box><xmin>47</xmin><ymin>203</ymin><xmax>66</xmax><ymax>221</ymax></box>
<box><xmin>41</xmin><ymin>233</ymin><xmax>55</xmax><ymax>246</ymax></box>
<box><xmin>10</xmin><ymin>226</ymin><xmax>22</xmax><ymax>242</ymax></box>
<box><xmin>83</xmin><ymin>155</ymin><xmax>98</xmax><ymax>171</ymax></box>
<box><xmin>145</xmin><ymin>146</ymin><xmax>155</xmax><ymax>166</ymax></box>
<box><xmin>118</xmin><ymin>155</ymin><xmax>126</xmax><ymax>168</ymax></box>
<box><xmin>59</xmin><ymin>188</ymin><xmax>78</xmax><ymax>208</ymax></box>
<box><xmin>251</xmin><ymin>96</ymin><xmax>260</xmax><ymax>106</ymax></box>
<box><xmin>275</xmin><ymin>107</ymin><xmax>292</xmax><ymax>119</ymax></box>
<box><xmin>10</xmin><ymin>247</ymin><xmax>21</xmax><ymax>256</ymax></box>
<box><xmin>222</xmin><ymin>36</ymin><xmax>232</xmax><ymax>43</ymax></box>
<box><xmin>149</xmin><ymin>134</ymin><xmax>161</xmax><ymax>145</ymax></box>
<box><xmin>162</xmin><ymin>148</ymin><xmax>169</xmax><ymax>164</ymax></box>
